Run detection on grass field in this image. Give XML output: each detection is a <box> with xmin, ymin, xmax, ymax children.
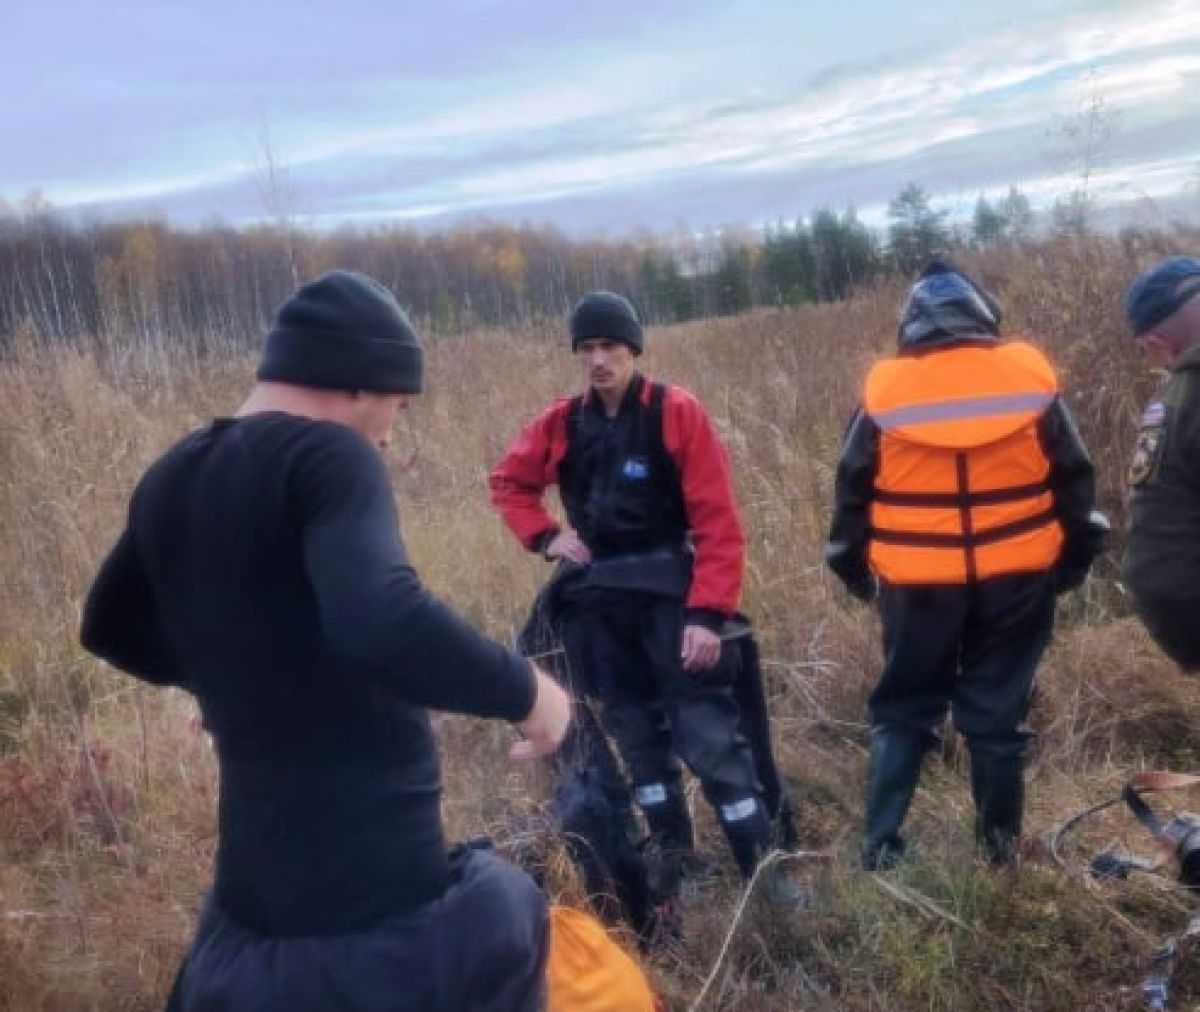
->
<box><xmin>5</xmin><ymin>236</ymin><xmax>1200</xmax><ymax>1010</ymax></box>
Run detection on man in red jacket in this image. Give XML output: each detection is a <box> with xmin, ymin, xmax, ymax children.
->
<box><xmin>490</xmin><ymin>291</ymin><xmax>771</xmax><ymax>889</ymax></box>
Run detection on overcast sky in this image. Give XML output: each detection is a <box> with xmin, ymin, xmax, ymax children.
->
<box><xmin>5</xmin><ymin>0</ymin><xmax>1199</xmax><ymax>232</ymax></box>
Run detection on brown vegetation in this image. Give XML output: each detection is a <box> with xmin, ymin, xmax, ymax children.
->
<box><xmin>3</xmin><ymin>235</ymin><xmax>1200</xmax><ymax>1010</ymax></box>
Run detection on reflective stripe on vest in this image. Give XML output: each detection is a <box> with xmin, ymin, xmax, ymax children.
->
<box><xmin>863</xmin><ymin>341</ymin><xmax>1063</xmax><ymax>583</ymax></box>
<box><xmin>871</xmin><ymin>391</ymin><xmax>1056</xmax><ymax>432</ymax></box>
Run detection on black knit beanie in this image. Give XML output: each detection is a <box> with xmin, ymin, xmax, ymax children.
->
<box><xmin>256</xmin><ymin>271</ymin><xmax>423</xmax><ymax>393</ymax></box>
<box><xmin>569</xmin><ymin>291</ymin><xmax>643</xmax><ymax>355</ymax></box>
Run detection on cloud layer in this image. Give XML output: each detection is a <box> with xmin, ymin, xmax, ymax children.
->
<box><xmin>4</xmin><ymin>0</ymin><xmax>1198</xmax><ymax>230</ymax></box>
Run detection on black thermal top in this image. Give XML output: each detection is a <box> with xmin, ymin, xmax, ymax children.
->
<box><xmin>81</xmin><ymin>412</ymin><xmax>534</xmax><ymax>935</ymax></box>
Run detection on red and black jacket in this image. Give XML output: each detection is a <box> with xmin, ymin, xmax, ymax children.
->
<box><xmin>489</xmin><ymin>373</ymin><xmax>744</xmax><ymax>628</ymax></box>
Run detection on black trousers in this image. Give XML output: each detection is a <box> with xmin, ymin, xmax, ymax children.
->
<box><xmin>560</xmin><ymin>589</ymin><xmax>761</xmax><ymax>813</ymax></box>
<box><xmin>871</xmin><ymin>570</ymin><xmax>1057</xmax><ymax>755</ymax></box>
<box><xmin>167</xmin><ymin>845</ymin><xmax>547</xmax><ymax>1012</ymax></box>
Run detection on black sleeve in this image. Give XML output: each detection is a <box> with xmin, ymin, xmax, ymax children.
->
<box><xmin>80</xmin><ymin>508</ymin><xmax>181</xmax><ymax>686</ymax></box>
<box><xmin>1038</xmin><ymin>397</ymin><xmax>1108</xmax><ymax>591</ymax></box>
<box><xmin>294</xmin><ymin>424</ymin><xmax>536</xmax><ymax>722</ymax></box>
<box><xmin>825</xmin><ymin>408</ymin><xmax>879</xmax><ymax>601</ymax></box>
<box><xmin>1180</xmin><ymin>374</ymin><xmax>1200</xmax><ymax>475</ymax></box>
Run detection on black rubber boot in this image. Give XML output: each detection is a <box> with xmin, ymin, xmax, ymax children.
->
<box><xmin>636</xmin><ymin>781</ymin><xmax>695</xmax><ymax>900</ymax></box>
<box><xmin>862</xmin><ymin>728</ymin><xmax>929</xmax><ymax>871</ymax></box>
<box><xmin>968</xmin><ymin>747</ymin><xmax>1025</xmax><ymax>866</ymax></box>
<box><xmin>719</xmin><ymin>799</ymin><xmax>810</xmax><ymax>907</ymax></box>
<box><xmin>718</xmin><ymin>798</ymin><xmax>772</xmax><ymax>880</ymax></box>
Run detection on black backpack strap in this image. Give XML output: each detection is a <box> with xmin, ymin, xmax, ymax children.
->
<box><xmin>565</xmin><ymin>393</ymin><xmax>585</xmax><ymax>448</ymax></box>
<box><xmin>646</xmin><ymin>381</ymin><xmax>668</xmax><ymax>458</ymax></box>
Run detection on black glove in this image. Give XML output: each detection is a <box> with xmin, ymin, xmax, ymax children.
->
<box><xmin>1055</xmin><ymin>510</ymin><xmax>1110</xmax><ymax>595</ymax></box>
<box><xmin>1053</xmin><ymin>555</ymin><xmax>1091</xmax><ymax>595</ymax></box>
<box><xmin>826</xmin><ymin>541</ymin><xmax>877</xmax><ymax>603</ymax></box>
<box><xmin>845</xmin><ymin>572</ymin><xmax>879</xmax><ymax>604</ymax></box>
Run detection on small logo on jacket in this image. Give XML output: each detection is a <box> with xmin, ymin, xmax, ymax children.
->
<box><xmin>622</xmin><ymin>457</ymin><xmax>650</xmax><ymax>480</ymax></box>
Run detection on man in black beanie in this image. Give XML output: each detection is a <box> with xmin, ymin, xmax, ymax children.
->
<box><xmin>489</xmin><ymin>291</ymin><xmax>791</xmax><ymax>904</ymax></box>
<box><xmin>1123</xmin><ymin>256</ymin><xmax>1200</xmax><ymax>671</ymax></box>
<box><xmin>81</xmin><ymin>270</ymin><xmax>571</xmax><ymax>1011</ymax></box>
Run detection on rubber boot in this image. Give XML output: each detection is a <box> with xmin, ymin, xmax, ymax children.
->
<box><xmin>968</xmin><ymin>747</ymin><xmax>1025</xmax><ymax>866</ymax></box>
<box><xmin>862</xmin><ymin>728</ymin><xmax>928</xmax><ymax>871</ymax></box>
<box><xmin>718</xmin><ymin>797</ymin><xmax>772</xmax><ymax>879</ymax></box>
<box><xmin>635</xmin><ymin>780</ymin><xmax>694</xmax><ymax>900</ymax></box>
<box><xmin>719</xmin><ymin>798</ymin><xmax>809</xmax><ymax>906</ymax></box>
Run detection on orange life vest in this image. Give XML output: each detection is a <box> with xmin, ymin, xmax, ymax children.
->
<box><xmin>545</xmin><ymin>905</ymin><xmax>659</xmax><ymax>1012</ymax></box>
<box><xmin>862</xmin><ymin>340</ymin><xmax>1064</xmax><ymax>584</ymax></box>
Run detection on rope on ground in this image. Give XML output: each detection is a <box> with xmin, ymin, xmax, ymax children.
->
<box><xmin>869</xmin><ymin>874</ymin><xmax>972</xmax><ymax>931</ymax></box>
<box><xmin>687</xmin><ymin>849</ymin><xmax>829</xmax><ymax>1012</ymax></box>
<box><xmin>2</xmin><ymin>910</ymin><xmax>112</xmax><ymax>922</ymax></box>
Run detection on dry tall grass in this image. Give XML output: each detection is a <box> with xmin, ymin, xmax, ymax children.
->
<box><xmin>4</xmin><ymin>236</ymin><xmax>1200</xmax><ymax>1010</ymax></box>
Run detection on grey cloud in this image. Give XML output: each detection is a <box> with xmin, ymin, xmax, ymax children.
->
<box><xmin>61</xmin><ymin>90</ymin><xmax>1198</xmax><ymax>234</ymax></box>
<box><xmin>8</xmin><ymin>0</ymin><xmax>1197</xmax><ymax>235</ymax></box>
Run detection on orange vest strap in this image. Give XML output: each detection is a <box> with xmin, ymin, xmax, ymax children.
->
<box><xmin>873</xmin><ymin>477</ymin><xmax>1050</xmax><ymax>508</ymax></box>
<box><xmin>869</xmin><ymin>506</ymin><xmax>1057</xmax><ymax>548</ymax></box>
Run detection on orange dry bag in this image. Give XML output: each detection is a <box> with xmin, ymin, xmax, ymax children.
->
<box><xmin>546</xmin><ymin>905</ymin><xmax>659</xmax><ymax>1012</ymax></box>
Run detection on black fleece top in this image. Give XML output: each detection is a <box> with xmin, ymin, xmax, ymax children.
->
<box><xmin>81</xmin><ymin>412</ymin><xmax>535</xmax><ymax>936</ymax></box>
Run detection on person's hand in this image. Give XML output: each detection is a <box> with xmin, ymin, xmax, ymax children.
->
<box><xmin>681</xmin><ymin>623</ymin><xmax>722</xmax><ymax>673</ymax></box>
<box><xmin>510</xmin><ymin>663</ymin><xmax>572</xmax><ymax>762</ymax></box>
<box><xmin>544</xmin><ymin>528</ymin><xmax>591</xmax><ymax>565</ymax></box>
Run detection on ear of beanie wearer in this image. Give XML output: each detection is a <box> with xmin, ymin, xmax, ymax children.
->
<box><xmin>257</xmin><ymin>270</ymin><xmax>424</xmax><ymax>393</ymax></box>
<box><xmin>570</xmin><ymin>291</ymin><xmax>644</xmax><ymax>355</ymax></box>
<box><xmin>1123</xmin><ymin>256</ymin><xmax>1200</xmax><ymax>337</ymax></box>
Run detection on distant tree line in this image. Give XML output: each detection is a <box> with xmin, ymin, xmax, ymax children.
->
<box><xmin>0</xmin><ymin>180</ymin><xmax>1180</xmax><ymax>359</ymax></box>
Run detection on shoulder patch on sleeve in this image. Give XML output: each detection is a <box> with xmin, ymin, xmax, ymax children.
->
<box><xmin>1129</xmin><ymin>402</ymin><xmax>1166</xmax><ymax>487</ymax></box>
